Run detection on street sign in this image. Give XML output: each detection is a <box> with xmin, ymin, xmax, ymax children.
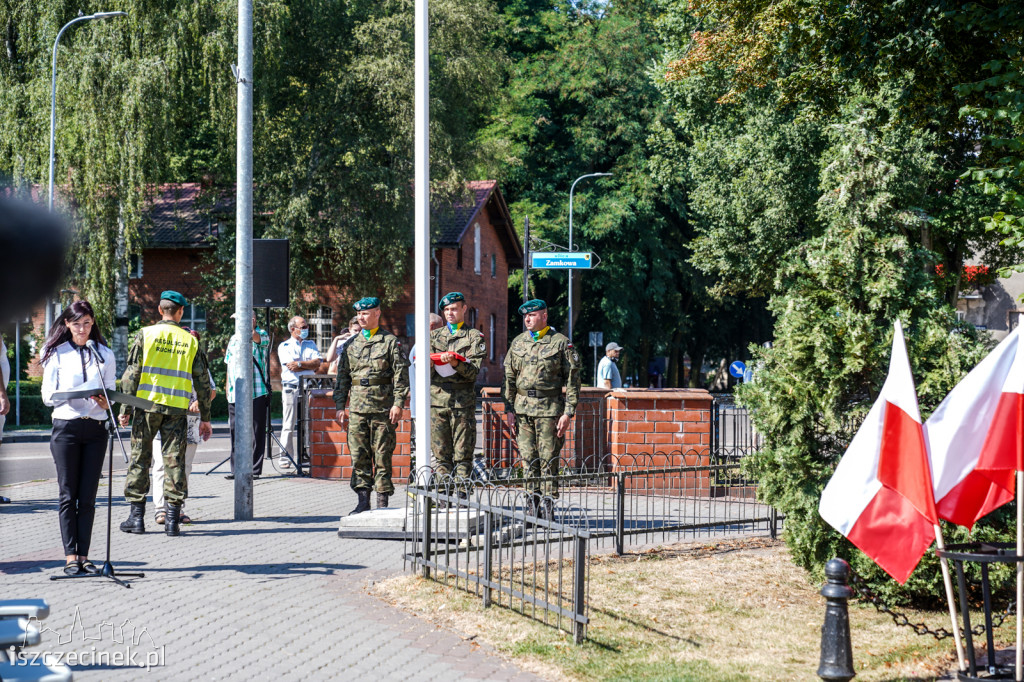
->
<box><xmin>729</xmin><ymin>361</ymin><xmax>746</xmax><ymax>378</ymax></box>
<box><xmin>589</xmin><ymin>331</ymin><xmax>603</xmax><ymax>347</ymax></box>
<box><xmin>530</xmin><ymin>252</ymin><xmax>593</xmax><ymax>269</ymax></box>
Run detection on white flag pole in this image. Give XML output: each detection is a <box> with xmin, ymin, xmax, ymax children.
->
<box><xmin>1017</xmin><ymin>470</ymin><xmax>1023</xmax><ymax>681</ymax></box>
<box><xmin>933</xmin><ymin>524</ymin><xmax>966</xmax><ymax>671</ymax></box>
<box><xmin>413</xmin><ymin>0</ymin><xmax>431</xmax><ymax>480</ymax></box>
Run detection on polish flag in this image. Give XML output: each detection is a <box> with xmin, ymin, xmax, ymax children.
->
<box><xmin>819</xmin><ymin>321</ymin><xmax>936</xmax><ymax>584</ymax></box>
<box><xmin>429</xmin><ymin>352</ymin><xmax>466</xmax><ymax>378</ymax></box>
<box><xmin>925</xmin><ymin>327</ymin><xmax>1022</xmax><ymax>529</ymax></box>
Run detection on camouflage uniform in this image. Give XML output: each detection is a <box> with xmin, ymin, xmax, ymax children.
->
<box><xmin>501</xmin><ymin>329</ymin><xmax>581</xmax><ymax>497</ymax></box>
<box><xmin>334</xmin><ymin>329</ymin><xmax>409</xmax><ymax>494</ymax></box>
<box><xmin>120</xmin><ymin>321</ymin><xmax>212</xmax><ymax>505</ymax></box>
<box><xmin>430</xmin><ymin>324</ymin><xmax>485</xmax><ymax>479</ymax></box>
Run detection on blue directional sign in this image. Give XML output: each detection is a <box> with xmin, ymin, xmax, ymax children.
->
<box><xmin>729</xmin><ymin>361</ymin><xmax>746</xmax><ymax>379</ymax></box>
<box><xmin>530</xmin><ymin>252</ymin><xmax>594</xmax><ymax>269</ymax></box>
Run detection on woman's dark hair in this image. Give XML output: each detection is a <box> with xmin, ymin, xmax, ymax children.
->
<box><xmin>41</xmin><ymin>300</ymin><xmax>107</xmax><ymax>365</ymax></box>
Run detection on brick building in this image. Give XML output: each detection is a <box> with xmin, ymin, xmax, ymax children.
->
<box><xmin>25</xmin><ymin>181</ymin><xmax>522</xmax><ymax>385</ymax></box>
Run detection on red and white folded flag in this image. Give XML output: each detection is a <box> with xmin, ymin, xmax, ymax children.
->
<box><xmin>430</xmin><ymin>352</ymin><xmax>466</xmax><ymax>378</ymax></box>
<box><xmin>819</xmin><ymin>321</ymin><xmax>937</xmax><ymax>583</ymax></box>
<box><xmin>926</xmin><ymin>327</ymin><xmax>1023</xmax><ymax>529</ymax></box>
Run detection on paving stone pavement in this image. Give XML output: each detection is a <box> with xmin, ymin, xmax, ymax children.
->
<box><xmin>1</xmin><ymin>464</ymin><xmax>543</xmax><ymax>681</ymax></box>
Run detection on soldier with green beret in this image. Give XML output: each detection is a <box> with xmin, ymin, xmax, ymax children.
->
<box><xmin>430</xmin><ymin>292</ymin><xmax>486</xmax><ymax>487</ymax></box>
<box><xmin>501</xmin><ymin>299</ymin><xmax>581</xmax><ymax>516</ymax></box>
<box><xmin>334</xmin><ymin>296</ymin><xmax>410</xmax><ymax>514</ymax></box>
<box><xmin>118</xmin><ymin>290</ymin><xmax>213</xmax><ymax>536</ymax></box>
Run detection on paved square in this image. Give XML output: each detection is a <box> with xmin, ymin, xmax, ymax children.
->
<box><xmin>1</xmin><ymin>467</ymin><xmax>540</xmax><ymax>681</ymax></box>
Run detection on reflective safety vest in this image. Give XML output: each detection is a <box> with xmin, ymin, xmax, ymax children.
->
<box><xmin>137</xmin><ymin>324</ymin><xmax>198</xmax><ymax>410</ymax></box>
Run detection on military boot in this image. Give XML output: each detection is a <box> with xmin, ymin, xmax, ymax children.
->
<box><xmin>350</xmin><ymin>489</ymin><xmax>372</xmax><ymax>515</ymax></box>
<box><xmin>541</xmin><ymin>498</ymin><xmax>555</xmax><ymax>521</ymax></box>
<box><xmin>119</xmin><ymin>501</ymin><xmax>146</xmax><ymax>534</ymax></box>
<box><xmin>376</xmin><ymin>492</ymin><xmax>390</xmax><ymax>509</ymax></box>
<box><xmin>524</xmin><ymin>494</ymin><xmax>540</xmax><ymax>520</ymax></box>
<box><xmin>164</xmin><ymin>503</ymin><xmax>182</xmax><ymax>536</ymax></box>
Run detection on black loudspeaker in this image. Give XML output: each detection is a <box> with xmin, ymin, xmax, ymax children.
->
<box><xmin>253</xmin><ymin>239</ymin><xmax>290</xmax><ymax>308</ymax></box>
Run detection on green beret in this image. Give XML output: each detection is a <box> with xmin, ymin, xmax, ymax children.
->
<box><xmin>518</xmin><ymin>299</ymin><xmax>547</xmax><ymax>315</ymax></box>
<box><xmin>438</xmin><ymin>291</ymin><xmax>465</xmax><ymax>308</ymax></box>
<box><xmin>353</xmin><ymin>296</ymin><xmax>381</xmax><ymax>311</ymax></box>
<box><xmin>160</xmin><ymin>290</ymin><xmax>188</xmax><ymax>307</ymax></box>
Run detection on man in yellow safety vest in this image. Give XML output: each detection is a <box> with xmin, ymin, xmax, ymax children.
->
<box><xmin>118</xmin><ymin>291</ymin><xmax>212</xmax><ymax>536</ymax></box>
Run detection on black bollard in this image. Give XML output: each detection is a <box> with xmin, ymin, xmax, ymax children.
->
<box><xmin>818</xmin><ymin>558</ymin><xmax>856</xmax><ymax>681</ymax></box>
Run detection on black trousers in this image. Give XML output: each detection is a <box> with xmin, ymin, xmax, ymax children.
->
<box><xmin>229</xmin><ymin>394</ymin><xmax>269</xmax><ymax>475</ymax></box>
<box><xmin>50</xmin><ymin>418</ymin><xmax>108</xmax><ymax>556</ymax></box>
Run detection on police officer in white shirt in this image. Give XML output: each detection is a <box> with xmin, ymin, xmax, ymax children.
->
<box><xmin>276</xmin><ymin>315</ymin><xmax>322</xmax><ymax>468</ymax></box>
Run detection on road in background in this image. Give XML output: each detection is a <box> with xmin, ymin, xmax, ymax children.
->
<box><xmin>0</xmin><ymin>433</ymin><xmax>234</xmax><ymax>486</ymax></box>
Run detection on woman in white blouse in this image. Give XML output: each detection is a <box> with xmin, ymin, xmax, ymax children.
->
<box><xmin>41</xmin><ymin>300</ymin><xmax>117</xmax><ymax>576</ymax></box>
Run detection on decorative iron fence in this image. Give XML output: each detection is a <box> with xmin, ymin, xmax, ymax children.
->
<box><xmin>471</xmin><ymin>451</ymin><xmax>780</xmax><ymax>553</ymax></box>
<box><xmin>710</xmin><ymin>393</ymin><xmax>763</xmax><ymax>458</ymax></box>
<box><xmin>298</xmin><ymin>374</ymin><xmax>337</xmax><ymax>468</ymax></box>
<box><xmin>404</xmin><ymin>474</ymin><xmax>591</xmax><ymax>643</ymax></box>
<box><xmin>403</xmin><ymin>452</ymin><xmax>782</xmax><ymax>642</ymax></box>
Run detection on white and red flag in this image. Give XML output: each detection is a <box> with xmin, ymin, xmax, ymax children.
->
<box><xmin>429</xmin><ymin>352</ymin><xmax>467</xmax><ymax>378</ymax></box>
<box><xmin>819</xmin><ymin>321</ymin><xmax>937</xmax><ymax>583</ymax></box>
<box><xmin>926</xmin><ymin>327</ymin><xmax>1022</xmax><ymax>529</ymax></box>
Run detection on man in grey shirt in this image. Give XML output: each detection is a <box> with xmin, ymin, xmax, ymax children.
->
<box><xmin>597</xmin><ymin>342</ymin><xmax>623</xmax><ymax>389</ymax></box>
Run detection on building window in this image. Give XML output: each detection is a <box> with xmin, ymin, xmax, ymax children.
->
<box><xmin>468</xmin><ymin>307</ymin><xmax>478</xmax><ymax>329</ymax></box>
<box><xmin>489</xmin><ymin>314</ymin><xmax>495</xmax><ymax>361</ymax></box>
<box><xmin>181</xmin><ymin>304</ymin><xmax>207</xmax><ymax>331</ymax></box>
<box><xmin>128</xmin><ymin>254</ymin><xmax>143</xmax><ymax>279</ymax></box>
<box><xmin>310</xmin><ymin>306</ymin><xmax>334</xmax><ymax>353</ymax></box>
<box><xmin>491</xmin><ymin>254</ymin><xmax>496</xmax><ymax>278</ymax></box>
<box><xmin>474</xmin><ymin>223</ymin><xmax>481</xmax><ymax>275</ymax></box>
<box><xmin>456</xmin><ymin>245</ymin><xmax>463</xmax><ymax>270</ymax></box>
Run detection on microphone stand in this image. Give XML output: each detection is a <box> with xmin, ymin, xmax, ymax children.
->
<box><xmin>51</xmin><ymin>342</ymin><xmax>144</xmax><ymax>588</ymax></box>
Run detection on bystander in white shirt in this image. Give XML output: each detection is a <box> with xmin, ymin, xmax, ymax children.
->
<box><xmin>42</xmin><ymin>342</ymin><xmax>117</xmax><ymax>421</ymax></box>
<box><xmin>277</xmin><ymin>337</ymin><xmax>322</xmax><ymax>387</ymax></box>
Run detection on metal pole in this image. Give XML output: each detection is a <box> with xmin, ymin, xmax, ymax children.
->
<box><xmin>566</xmin><ymin>173</ymin><xmax>611</xmax><ymax>342</ymax></box>
<box><xmin>233</xmin><ymin>0</ymin><xmax>255</xmax><ymax>520</ymax></box>
<box><xmin>46</xmin><ymin>11</ymin><xmax>127</xmax><ymax>338</ymax></box>
<box><xmin>14</xmin><ymin>321</ymin><xmax>19</xmax><ymax>426</ymax></box>
<box><xmin>522</xmin><ymin>216</ymin><xmax>530</xmax><ymax>305</ymax></box>
<box><xmin>414</xmin><ymin>0</ymin><xmax>431</xmax><ymax>479</ymax></box>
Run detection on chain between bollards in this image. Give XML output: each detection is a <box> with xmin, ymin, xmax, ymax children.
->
<box><xmin>818</xmin><ymin>558</ymin><xmax>856</xmax><ymax>681</ymax></box>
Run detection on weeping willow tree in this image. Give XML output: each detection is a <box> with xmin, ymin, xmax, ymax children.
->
<box><xmin>2</xmin><ymin>0</ymin><xmax>503</xmax><ymax>370</ymax></box>
<box><xmin>0</xmin><ymin>1</ymin><xmax>242</xmax><ymax>369</ymax></box>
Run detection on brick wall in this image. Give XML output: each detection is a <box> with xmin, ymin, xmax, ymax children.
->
<box><xmin>307</xmin><ymin>388</ymin><xmax>714</xmax><ymax>487</ymax></box>
<box><xmin>606</xmin><ymin>388</ymin><xmax>713</xmax><ymax>492</ymax></box>
<box><xmin>306</xmin><ymin>392</ymin><xmax>413</xmax><ymax>481</ymax></box>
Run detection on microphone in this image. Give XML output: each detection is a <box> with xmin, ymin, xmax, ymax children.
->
<box><xmin>86</xmin><ymin>340</ymin><xmax>104</xmax><ymax>367</ymax></box>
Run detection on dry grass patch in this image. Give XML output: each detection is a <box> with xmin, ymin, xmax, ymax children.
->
<box><xmin>374</xmin><ymin>539</ymin><xmax>970</xmax><ymax>681</ymax></box>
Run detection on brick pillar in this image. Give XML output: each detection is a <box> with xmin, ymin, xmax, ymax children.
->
<box><xmin>606</xmin><ymin>389</ymin><xmax>713</xmax><ymax>492</ymax></box>
<box><xmin>307</xmin><ymin>392</ymin><xmax>412</xmax><ymax>481</ymax></box>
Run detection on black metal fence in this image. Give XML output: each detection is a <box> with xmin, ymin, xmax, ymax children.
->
<box><xmin>404</xmin><ymin>473</ymin><xmax>591</xmax><ymax>643</ymax></box>
<box><xmin>403</xmin><ymin>449</ymin><xmax>782</xmax><ymax>642</ymax></box>
<box><xmin>711</xmin><ymin>393</ymin><xmax>763</xmax><ymax>457</ymax></box>
<box><xmin>471</xmin><ymin>451</ymin><xmax>780</xmax><ymax>553</ymax></box>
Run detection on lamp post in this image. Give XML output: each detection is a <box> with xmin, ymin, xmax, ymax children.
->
<box><xmin>46</xmin><ymin>11</ymin><xmax>128</xmax><ymax>336</ymax></box>
<box><xmin>567</xmin><ymin>172</ymin><xmax>611</xmax><ymax>342</ymax></box>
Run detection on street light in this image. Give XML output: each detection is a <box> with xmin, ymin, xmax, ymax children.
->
<box><xmin>567</xmin><ymin>172</ymin><xmax>611</xmax><ymax>342</ymax></box>
<box><xmin>46</xmin><ymin>11</ymin><xmax>128</xmax><ymax>335</ymax></box>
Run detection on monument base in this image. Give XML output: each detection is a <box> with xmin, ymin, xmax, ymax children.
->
<box><xmin>337</xmin><ymin>506</ymin><xmax>486</xmax><ymax>540</ymax></box>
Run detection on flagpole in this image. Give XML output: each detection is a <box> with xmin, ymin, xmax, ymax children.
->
<box><xmin>933</xmin><ymin>524</ymin><xmax>966</xmax><ymax>671</ymax></box>
<box><xmin>1017</xmin><ymin>470</ymin><xmax>1023</xmax><ymax>682</ymax></box>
